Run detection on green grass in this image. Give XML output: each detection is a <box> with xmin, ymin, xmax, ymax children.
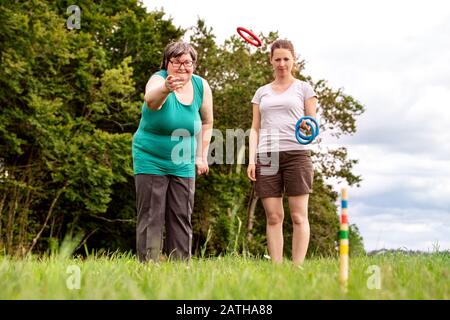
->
<box><xmin>0</xmin><ymin>251</ymin><xmax>448</xmax><ymax>299</ymax></box>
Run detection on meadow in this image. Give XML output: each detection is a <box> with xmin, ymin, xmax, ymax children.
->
<box><xmin>0</xmin><ymin>249</ymin><xmax>448</xmax><ymax>300</ymax></box>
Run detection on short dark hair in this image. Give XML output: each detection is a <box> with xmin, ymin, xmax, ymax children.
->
<box><xmin>160</xmin><ymin>41</ymin><xmax>198</xmax><ymax>70</ymax></box>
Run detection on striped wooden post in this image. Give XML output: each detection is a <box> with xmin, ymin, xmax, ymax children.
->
<box><xmin>339</xmin><ymin>188</ymin><xmax>349</xmax><ymax>288</ymax></box>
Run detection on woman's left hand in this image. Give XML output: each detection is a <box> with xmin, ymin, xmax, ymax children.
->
<box><xmin>196</xmin><ymin>158</ymin><xmax>209</xmax><ymax>175</ymax></box>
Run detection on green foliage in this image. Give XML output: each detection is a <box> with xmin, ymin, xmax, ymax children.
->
<box><xmin>307</xmin><ymin>175</ymin><xmax>340</xmax><ymax>257</ymax></box>
<box><xmin>349</xmin><ymin>224</ymin><xmax>366</xmax><ymax>257</ymax></box>
<box><xmin>193</xmin><ymin>168</ymin><xmax>249</xmax><ymax>255</ymax></box>
<box><xmin>0</xmin><ymin>0</ymin><xmax>181</xmax><ymax>254</ymax></box>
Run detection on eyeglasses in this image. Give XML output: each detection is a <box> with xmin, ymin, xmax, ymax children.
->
<box><xmin>169</xmin><ymin>59</ymin><xmax>194</xmax><ymax>68</ymax></box>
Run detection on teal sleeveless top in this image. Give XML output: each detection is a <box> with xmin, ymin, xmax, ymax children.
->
<box><xmin>132</xmin><ymin>70</ymin><xmax>204</xmax><ymax>177</ymax></box>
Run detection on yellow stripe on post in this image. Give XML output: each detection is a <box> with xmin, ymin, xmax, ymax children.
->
<box><xmin>340</xmin><ymin>244</ymin><xmax>349</xmax><ymax>255</ymax></box>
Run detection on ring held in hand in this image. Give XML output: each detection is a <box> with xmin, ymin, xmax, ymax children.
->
<box><xmin>295</xmin><ymin>116</ymin><xmax>319</xmax><ymax>145</ymax></box>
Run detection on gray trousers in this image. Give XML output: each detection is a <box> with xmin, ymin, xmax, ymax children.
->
<box><xmin>135</xmin><ymin>174</ymin><xmax>195</xmax><ymax>262</ymax></box>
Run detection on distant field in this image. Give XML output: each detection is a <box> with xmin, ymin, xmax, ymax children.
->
<box><xmin>0</xmin><ymin>252</ymin><xmax>448</xmax><ymax>299</ymax></box>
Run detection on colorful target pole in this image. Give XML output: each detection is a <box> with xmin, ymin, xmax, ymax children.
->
<box><xmin>339</xmin><ymin>188</ymin><xmax>349</xmax><ymax>290</ymax></box>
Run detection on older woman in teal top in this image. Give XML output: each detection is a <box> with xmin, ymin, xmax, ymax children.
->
<box><xmin>132</xmin><ymin>41</ymin><xmax>213</xmax><ymax>262</ymax></box>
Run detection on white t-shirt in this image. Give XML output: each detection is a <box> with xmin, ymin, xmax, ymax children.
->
<box><xmin>251</xmin><ymin>79</ymin><xmax>317</xmax><ymax>153</ymax></box>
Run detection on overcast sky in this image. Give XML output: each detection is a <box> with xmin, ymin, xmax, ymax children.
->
<box><xmin>143</xmin><ymin>0</ymin><xmax>450</xmax><ymax>252</ymax></box>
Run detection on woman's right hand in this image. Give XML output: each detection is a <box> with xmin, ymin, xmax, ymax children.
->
<box><xmin>165</xmin><ymin>75</ymin><xmax>184</xmax><ymax>92</ymax></box>
<box><xmin>247</xmin><ymin>164</ymin><xmax>256</xmax><ymax>181</ymax></box>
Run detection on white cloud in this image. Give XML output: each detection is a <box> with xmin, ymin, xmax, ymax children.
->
<box><xmin>333</xmin><ymin>145</ymin><xmax>450</xmax><ymax>207</ymax></box>
<box><xmin>349</xmin><ymin>203</ymin><xmax>450</xmax><ymax>251</ymax></box>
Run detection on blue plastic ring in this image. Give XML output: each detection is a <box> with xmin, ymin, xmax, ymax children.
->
<box><xmin>295</xmin><ymin>116</ymin><xmax>319</xmax><ymax>145</ymax></box>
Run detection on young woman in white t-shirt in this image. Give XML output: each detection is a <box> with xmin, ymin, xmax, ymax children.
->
<box><xmin>247</xmin><ymin>39</ymin><xmax>318</xmax><ymax>265</ymax></box>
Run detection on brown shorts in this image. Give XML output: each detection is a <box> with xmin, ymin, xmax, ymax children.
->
<box><xmin>255</xmin><ymin>150</ymin><xmax>314</xmax><ymax>198</ymax></box>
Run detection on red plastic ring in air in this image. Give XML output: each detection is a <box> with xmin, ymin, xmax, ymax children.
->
<box><xmin>236</xmin><ymin>27</ymin><xmax>262</xmax><ymax>47</ymax></box>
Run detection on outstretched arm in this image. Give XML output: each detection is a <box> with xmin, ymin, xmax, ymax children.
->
<box><xmin>144</xmin><ymin>74</ymin><xmax>183</xmax><ymax>110</ymax></box>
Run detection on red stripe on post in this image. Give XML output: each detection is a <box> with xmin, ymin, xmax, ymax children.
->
<box><xmin>341</xmin><ymin>215</ymin><xmax>348</xmax><ymax>224</ymax></box>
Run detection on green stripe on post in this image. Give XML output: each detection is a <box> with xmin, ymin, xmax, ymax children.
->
<box><xmin>339</xmin><ymin>230</ymin><xmax>349</xmax><ymax>239</ymax></box>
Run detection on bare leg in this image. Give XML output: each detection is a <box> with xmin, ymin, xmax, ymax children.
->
<box><xmin>261</xmin><ymin>197</ymin><xmax>284</xmax><ymax>264</ymax></box>
<box><xmin>288</xmin><ymin>194</ymin><xmax>310</xmax><ymax>265</ymax></box>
